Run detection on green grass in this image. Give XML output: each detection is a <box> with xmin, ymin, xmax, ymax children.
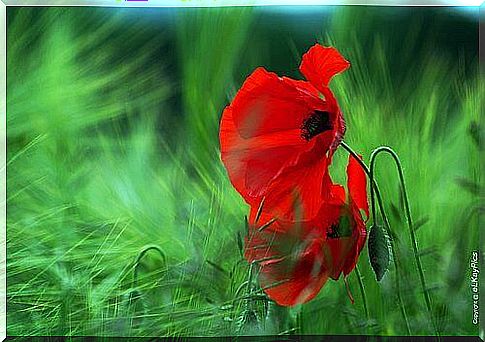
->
<box><xmin>7</xmin><ymin>6</ymin><xmax>481</xmax><ymax>337</ymax></box>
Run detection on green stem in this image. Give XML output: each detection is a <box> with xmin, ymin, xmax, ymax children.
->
<box><xmin>340</xmin><ymin>141</ymin><xmax>411</xmax><ymax>335</ymax></box>
<box><xmin>369</xmin><ymin>146</ymin><xmax>437</xmax><ymax>335</ymax></box>
<box><xmin>132</xmin><ymin>245</ymin><xmax>166</xmax><ymax>289</ymax></box>
<box><xmin>355</xmin><ymin>265</ymin><xmax>369</xmax><ymax>322</ymax></box>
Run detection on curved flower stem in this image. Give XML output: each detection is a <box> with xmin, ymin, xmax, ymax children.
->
<box><xmin>355</xmin><ymin>265</ymin><xmax>369</xmax><ymax>322</ymax></box>
<box><xmin>132</xmin><ymin>245</ymin><xmax>166</xmax><ymax>289</ymax></box>
<box><xmin>340</xmin><ymin>141</ymin><xmax>411</xmax><ymax>335</ymax></box>
<box><xmin>340</xmin><ymin>142</ymin><xmax>388</xmax><ymax>229</ymax></box>
<box><xmin>369</xmin><ymin>146</ymin><xmax>437</xmax><ymax>335</ymax></box>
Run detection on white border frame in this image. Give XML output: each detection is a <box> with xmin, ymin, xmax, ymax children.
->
<box><xmin>0</xmin><ymin>1</ymin><xmax>5</xmax><ymax>341</ymax></box>
<box><xmin>0</xmin><ymin>2</ymin><xmax>482</xmax><ymax>341</ymax></box>
<box><xmin>1</xmin><ymin>0</ymin><xmax>484</xmax><ymax>6</ymax></box>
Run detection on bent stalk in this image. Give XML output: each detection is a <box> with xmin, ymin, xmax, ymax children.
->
<box><xmin>340</xmin><ymin>141</ymin><xmax>412</xmax><ymax>335</ymax></box>
<box><xmin>369</xmin><ymin>146</ymin><xmax>437</xmax><ymax>335</ymax></box>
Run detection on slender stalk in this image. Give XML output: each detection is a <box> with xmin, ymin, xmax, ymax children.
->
<box><xmin>340</xmin><ymin>141</ymin><xmax>411</xmax><ymax>335</ymax></box>
<box><xmin>369</xmin><ymin>146</ymin><xmax>437</xmax><ymax>335</ymax></box>
<box><xmin>132</xmin><ymin>245</ymin><xmax>166</xmax><ymax>289</ymax></box>
<box><xmin>355</xmin><ymin>265</ymin><xmax>369</xmax><ymax>322</ymax></box>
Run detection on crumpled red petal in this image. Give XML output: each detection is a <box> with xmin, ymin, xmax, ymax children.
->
<box><xmin>244</xmin><ymin>208</ymin><xmax>332</xmax><ymax>306</ymax></box>
<box><xmin>300</xmin><ymin>44</ymin><xmax>350</xmax><ymax>93</ymax></box>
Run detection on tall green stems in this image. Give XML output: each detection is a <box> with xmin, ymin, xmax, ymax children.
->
<box><xmin>369</xmin><ymin>146</ymin><xmax>437</xmax><ymax>335</ymax></box>
<box><xmin>340</xmin><ymin>141</ymin><xmax>411</xmax><ymax>335</ymax></box>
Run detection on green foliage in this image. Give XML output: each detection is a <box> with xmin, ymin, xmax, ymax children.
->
<box><xmin>7</xmin><ymin>6</ymin><xmax>480</xmax><ymax>337</ymax></box>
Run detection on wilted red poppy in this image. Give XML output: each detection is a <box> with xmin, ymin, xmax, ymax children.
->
<box><xmin>220</xmin><ymin>44</ymin><xmax>350</xmax><ymax>222</ymax></box>
<box><xmin>244</xmin><ymin>155</ymin><xmax>368</xmax><ymax>307</ymax></box>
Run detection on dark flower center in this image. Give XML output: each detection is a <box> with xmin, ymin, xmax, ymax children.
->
<box><xmin>301</xmin><ymin>110</ymin><xmax>333</xmax><ymax>141</ymax></box>
<box><xmin>327</xmin><ymin>215</ymin><xmax>352</xmax><ymax>239</ymax></box>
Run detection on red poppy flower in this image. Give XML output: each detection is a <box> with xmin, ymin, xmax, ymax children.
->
<box><xmin>244</xmin><ymin>155</ymin><xmax>368</xmax><ymax>306</ymax></box>
<box><xmin>220</xmin><ymin>44</ymin><xmax>350</xmax><ymax>222</ymax></box>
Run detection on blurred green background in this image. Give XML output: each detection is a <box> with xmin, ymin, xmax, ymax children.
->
<box><xmin>7</xmin><ymin>6</ymin><xmax>481</xmax><ymax>337</ymax></box>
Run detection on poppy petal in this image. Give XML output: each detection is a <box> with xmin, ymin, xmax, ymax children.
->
<box><xmin>283</xmin><ymin>74</ymin><xmax>345</xmax><ymax>158</ymax></box>
<box><xmin>230</xmin><ymin>67</ymin><xmax>322</xmax><ymax>139</ymax></box>
<box><xmin>220</xmin><ymin>67</ymin><xmax>329</xmax><ymax>204</ymax></box>
<box><xmin>342</xmin><ymin>205</ymin><xmax>367</xmax><ymax>276</ymax></box>
<box><xmin>261</xmin><ymin>239</ymin><xmax>329</xmax><ymax>306</ymax></box>
<box><xmin>244</xmin><ymin>209</ymin><xmax>288</xmax><ymax>264</ymax></box>
<box><xmin>220</xmin><ymin>106</ymin><xmax>305</xmax><ymax>203</ymax></box>
<box><xmin>261</xmin><ymin>155</ymin><xmax>333</xmax><ymax>222</ymax></box>
<box><xmin>346</xmin><ymin>154</ymin><xmax>369</xmax><ymax>220</ymax></box>
<box><xmin>317</xmin><ymin>197</ymin><xmax>350</xmax><ymax>280</ymax></box>
<box><xmin>300</xmin><ymin>44</ymin><xmax>350</xmax><ymax>93</ymax></box>
<box><xmin>324</xmin><ymin>237</ymin><xmax>355</xmax><ymax>280</ymax></box>
<box><xmin>281</xmin><ymin>77</ymin><xmax>321</xmax><ymax>98</ymax></box>
<box><xmin>244</xmin><ymin>211</ymin><xmax>329</xmax><ymax>306</ymax></box>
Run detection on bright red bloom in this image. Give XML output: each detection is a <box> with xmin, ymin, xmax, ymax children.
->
<box><xmin>220</xmin><ymin>44</ymin><xmax>350</xmax><ymax>222</ymax></box>
<box><xmin>244</xmin><ymin>155</ymin><xmax>368</xmax><ymax>306</ymax></box>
